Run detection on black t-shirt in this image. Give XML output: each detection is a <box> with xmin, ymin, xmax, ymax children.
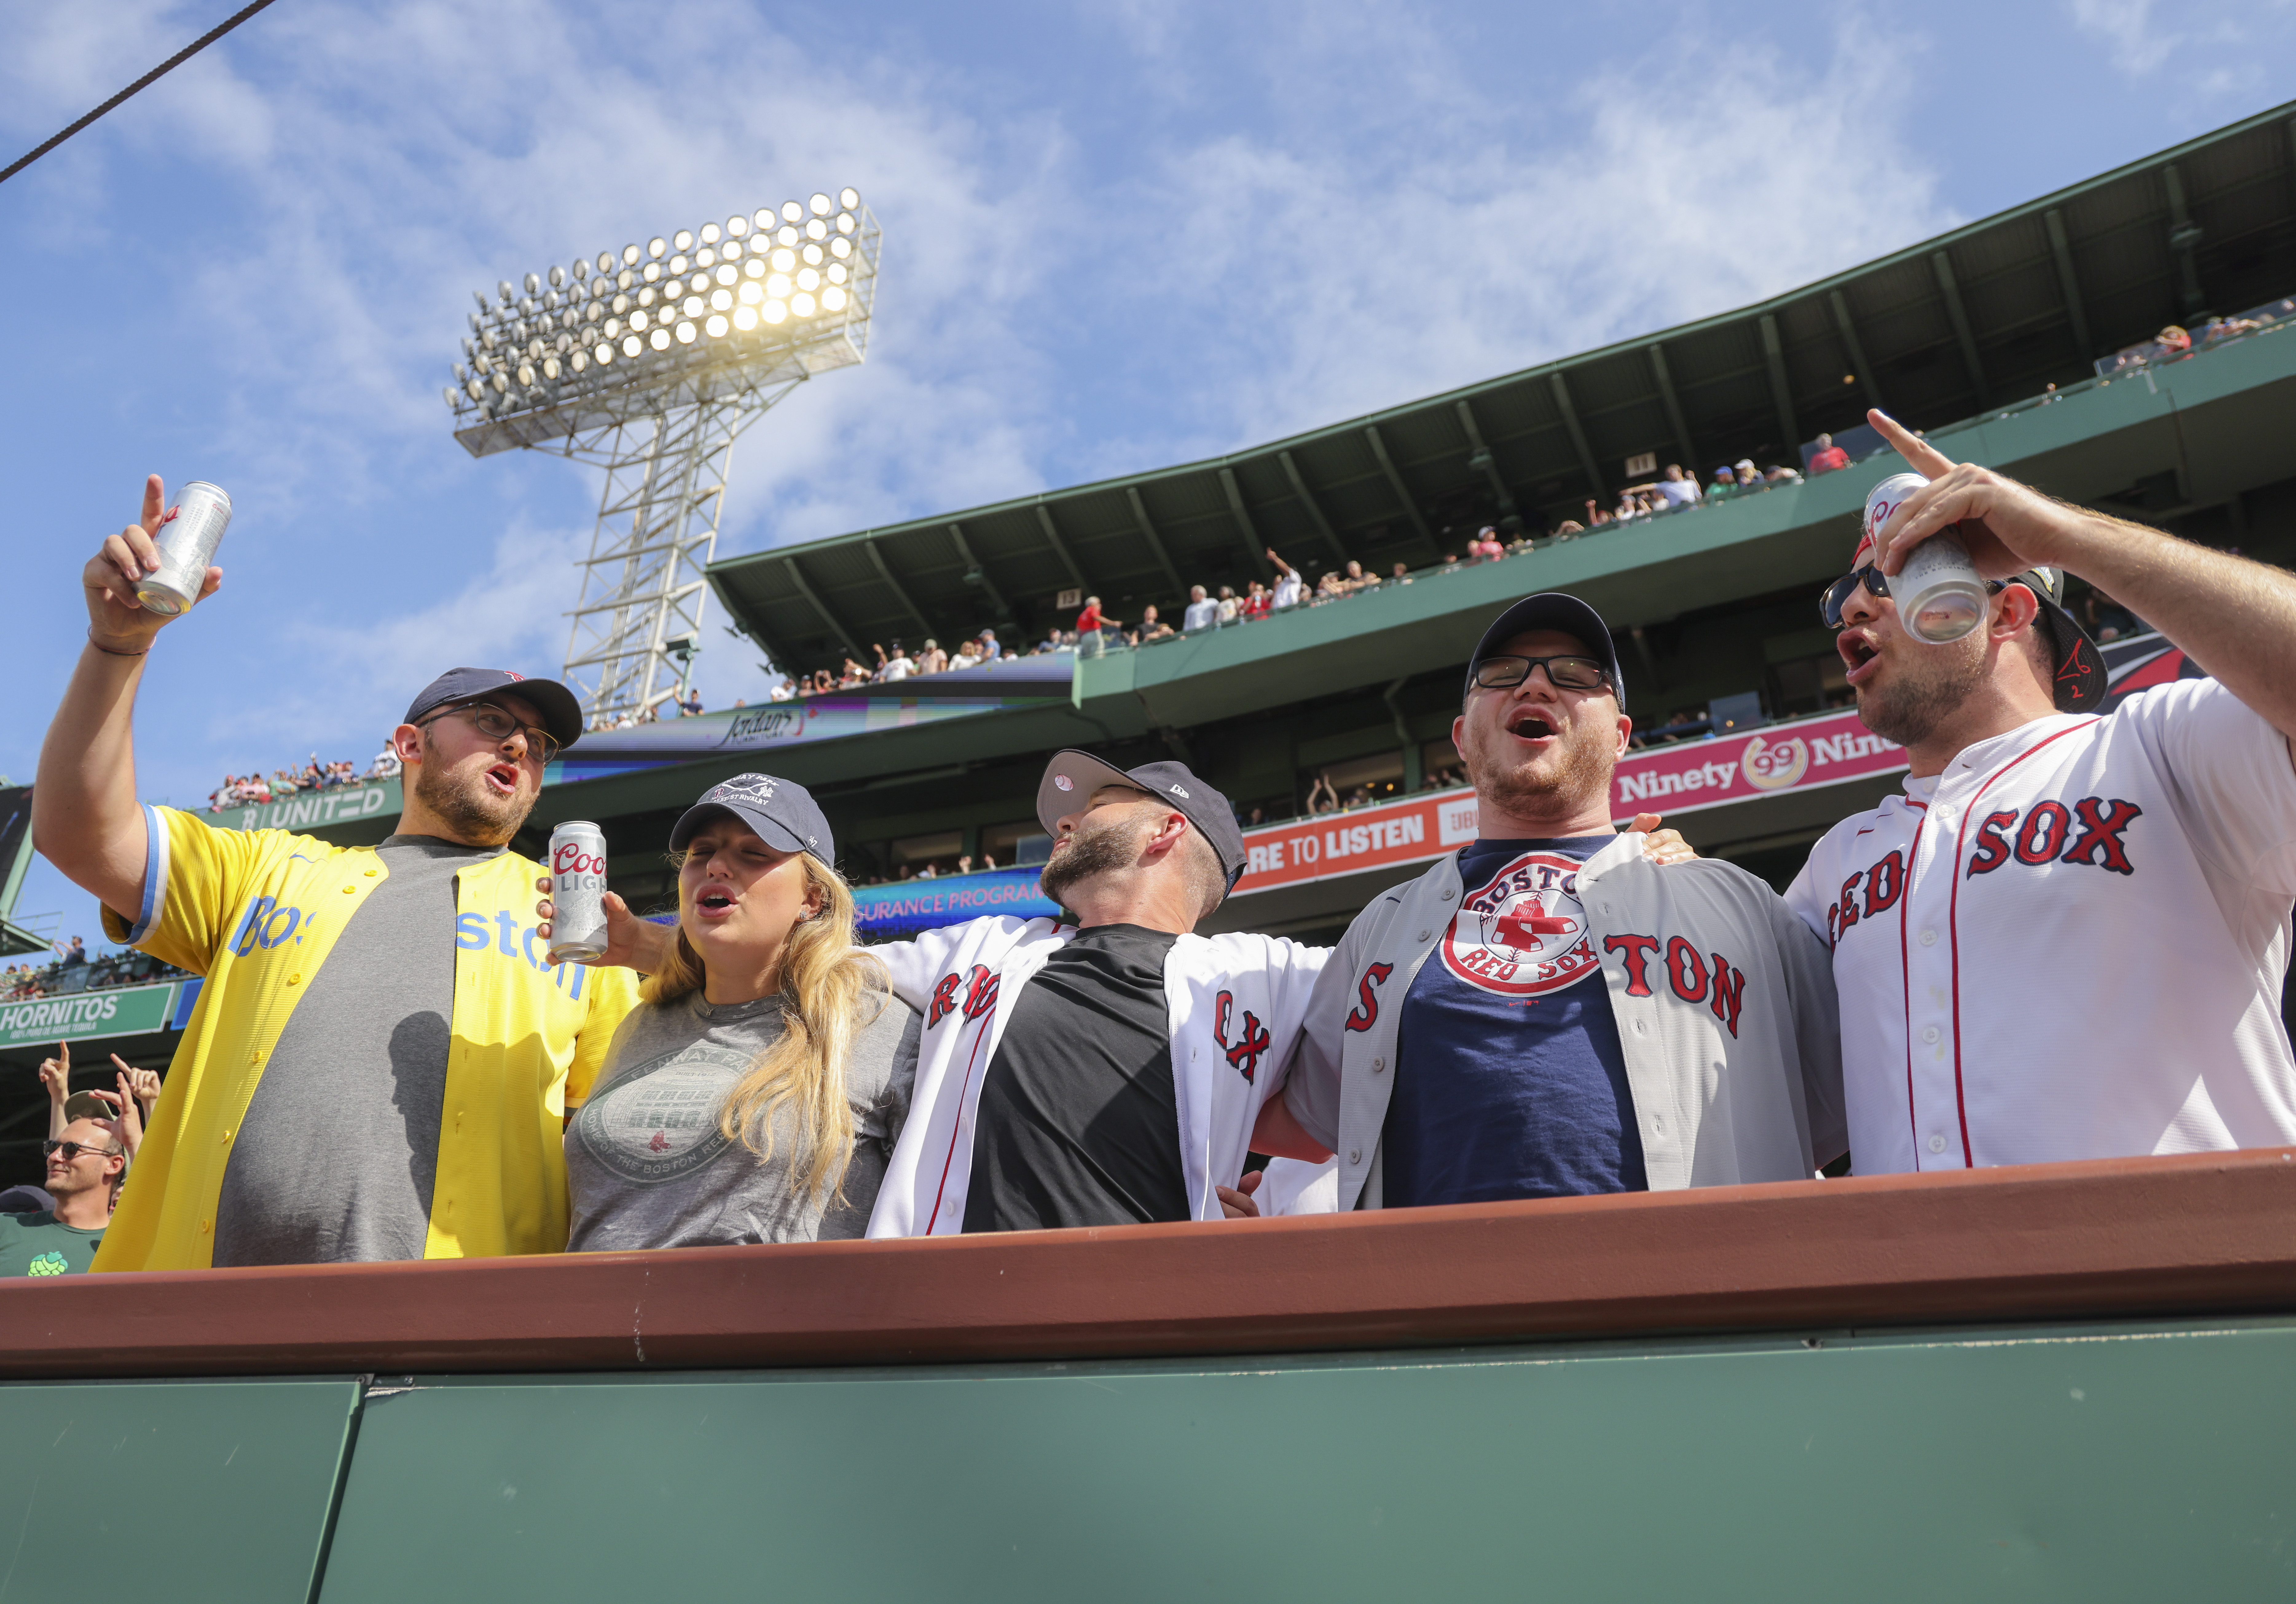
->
<box><xmin>961</xmin><ymin>924</ymin><xmax>1187</xmax><ymax>1232</ymax></box>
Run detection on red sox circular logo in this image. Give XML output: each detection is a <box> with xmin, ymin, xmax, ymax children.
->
<box><xmin>1439</xmin><ymin>850</ymin><xmax>1603</xmax><ymax>997</ymax></box>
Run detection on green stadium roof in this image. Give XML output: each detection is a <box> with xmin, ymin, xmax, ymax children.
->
<box><xmin>710</xmin><ymin>99</ymin><xmax>2296</xmax><ymax>675</ymax></box>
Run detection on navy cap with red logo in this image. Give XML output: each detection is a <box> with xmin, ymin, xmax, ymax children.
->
<box><xmin>404</xmin><ymin>668</ymin><xmax>585</xmax><ymax>751</ymax></box>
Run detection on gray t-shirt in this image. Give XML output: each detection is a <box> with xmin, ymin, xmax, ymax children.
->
<box><xmin>214</xmin><ymin>834</ymin><xmax>496</xmax><ymax>1266</ymax></box>
<box><xmin>566</xmin><ymin>985</ymin><xmax>917</xmax><ymax>1250</ymax></box>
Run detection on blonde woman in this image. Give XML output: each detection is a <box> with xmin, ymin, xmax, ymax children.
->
<box><xmin>543</xmin><ymin>774</ymin><xmax>915</xmax><ymax>1249</ymax></box>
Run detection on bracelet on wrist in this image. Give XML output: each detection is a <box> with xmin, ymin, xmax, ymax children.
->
<box><xmin>86</xmin><ymin>632</ymin><xmax>149</xmax><ymax>658</ymax></box>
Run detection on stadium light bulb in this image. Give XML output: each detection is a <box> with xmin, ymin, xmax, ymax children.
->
<box><xmin>806</xmin><ymin>218</ymin><xmax>827</xmax><ymax>241</ymax></box>
<box><xmin>705</xmin><ymin>313</ymin><xmax>728</xmax><ymax>337</ymax></box>
<box><xmin>822</xmin><ymin>285</ymin><xmax>848</xmax><ymax>312</ymax></box>
<box><xmin>743</xmin><ymin>259</ymin><xmax>764</xmax><ymax>280</ymax></box>
<box><xmin>651</xmin><ymin>327</ymin><xmax>671</xmax><ymax>350</ymax></box>
<box><xmin>830</xmin><ymin>237</ymin><xmax>851</xmax><ymax>260</ymax></box>
<box><xmin>791</xmin><ymin>291</ymin><xmax>816</xmax><ymax>317</ymax></box>
<box><xmin>673</xmin><ymin>230</ymin><xmax>693</xmax><ymax>252</ymax></box>
<box><xmin>808</xmin><ymin>193</ymin><xmax>830</xmax><ymax>215</ymax></box>
<box><xmin>738</xmin><ymin>281</ymin><xmax>762</xmax><ymax>305</ymax></box>
<box><xmin>674</xmin><ymin>321</ymin><xmax>695</xmax><ymax>344</ymax></box>
<box><xmin>839</xmin><ymin>187</ymin><xmax>859</xmax><ymax>208</ymax></box>
<box><xmin>771</xmin><ymin>248</ymin><xmax>795</xmax><ymax>272</ymax></box>
<box><xmin>727</xmin><ymin>214</ymin><xmax>748</xmax><ymax>237</ymax></box>
<box><xmin>732</xmin><ymin>304</ymin><xmax>758</xmax><ymax>331</ymax></box>
<box><xmin>796</xmin><ymin>267</ymin><xmax>820</xmax><ymax>291</ymax></box>
<box><xmin>648</xmin><ymin>237</ymin><xmax>666</xmax><ymax>258</ymax></box>
<box><xmin>826</xmin><ymin>262</ymin><xmax>848</xmax><ymax>284</ymax></box>
<box><xmin>802</xmin><ymin>243</ymin><xmax>823</xmax><ymax>266</ymax></box>
<box><xmin>715</xmin><ymin>264</ymin><xmax>736</xmax><ymax>286</ymax></box>
<box><xmin>682</xmin><ymin>295</ymin><xmax>704</xmax><ymax>318</ymax></box>
<box><xmin>622</xmin><ymin>244</ymin><xmax>641</xmax><ymax>266</ymax></box>
<box><xmin>836</xmin><ymin>212</ymin><xmax>855</xmax><ymax>234</ymax></box>
<box><xmin>779</xmin><ymin>201</ymin><xmax>801</xmax><ymax>222</ymax></box>
<box><xmin>776</xmin><ymin>225</ymin><xmax>799</xmax><ymax>247</ymax></box>
<box><xmin>710</xmin><ymin>288</ymin><xmax>732</xmax><ymax>311</ymax></box>
<box><xmin>753</xmin><ymin>207</ymin><xmax>775</xmax><ymax>229</ymax></box>
<box><xmin>764</xmin><ymin>299</ymin><xmax>788</xmax><ymax>323</ymax></box>
<box><xmin>766</xmin><ymin>272</ymin><xmax>791</xmax><ymax>298</ymax></box>
<box><xmin>700</xmin><ymin>223</ymin><xmax>720</xmax><ymax>245</ymax></box>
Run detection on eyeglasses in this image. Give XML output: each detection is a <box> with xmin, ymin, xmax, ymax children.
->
<box><xmin>418</xmin><ymin>702</ymin><xmax>561</xmax><ymax>763</ymax></box>
<box><xmin>1821</xmin><ymin>566</ymin><xmax>2006</xmax><ymax>630</ymax></box>
<box><xmin>42</xmin><ymin>1139</ymin><xmax>120</xmax><ymax>1162</ymax></box>
<box><xmin>1470</xmin><ymin>654</ymin><xmax>1613</xmax><ymax>693</ymax></box>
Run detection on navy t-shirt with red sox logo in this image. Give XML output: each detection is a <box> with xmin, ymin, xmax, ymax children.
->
<box><xmin>1385</xmin><ymin>837</ymin><xmax>1647</xmax><ymax>1207</ymax></box>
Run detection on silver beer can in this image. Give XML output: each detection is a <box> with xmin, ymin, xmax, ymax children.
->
<box><xmin>546</xmin><ymin>821</ymin><xmax>610</xmax><ymax>964</ymax></box>
<box><xmin>1862</xmin><ymin>472</ymin><xmax>1989</xmax><ymax>644</ymax></box>
<box><xmin>135</xmin><ymin>481</ymin><xmax>233</xmax><ymax>618</ymax></box>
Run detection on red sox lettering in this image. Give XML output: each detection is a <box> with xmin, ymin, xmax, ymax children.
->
<box><xmin>926</xmin><ymin>964</ymin><xmax>1002</xmax><ymax>1027</ymax></box>
<box><xmin>1600</xmin><ymin>933</ymin><xmax>1749</xmax><ymax>1037</ymax></box>
<box><xmin>1212</xmin><ymin>990</ymin><xmax>1272</xmax><ymax>1082</ymax></box>
<box><xmin>1343</xmin><ymin>962</ymin><xmax>1395</xmax><ymax>1033</ymax></box>
<box><xmin>1825</xmin><ymin>795</ymin><xmax>2144</xmax><ymax>942</ymax></box>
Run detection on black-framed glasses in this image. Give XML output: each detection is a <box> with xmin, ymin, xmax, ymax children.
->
<box><xmin>42</xmin><ymin>1139</ymin><xmax>120</xmax><ymax>1162</ymax></box>
<box><xmin>1820</xmin><ymin>566</ymin><xmax>2006</xmax><ymax>630</ymax></box>
<box><xmin>418</xmin><ymin>702</ymin><xmax>561</xmax><ymax>763</ymax></box>
<box><xmin>1470</xmin><ymin>654</ymin><xmax>1613</xmax><ymax>693</ymax></box>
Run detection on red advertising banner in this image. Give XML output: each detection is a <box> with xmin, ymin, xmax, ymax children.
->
<box><xmin>1233</xmin><ymin>707</ymin><xmax>1906</xmax><ymax>897</ymax></box>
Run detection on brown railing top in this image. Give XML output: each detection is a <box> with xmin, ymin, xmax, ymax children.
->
<box><xmin>6</xmin><ymin>1148</ymin><xmax>2294</xmax><ymax>1379</ymax></box>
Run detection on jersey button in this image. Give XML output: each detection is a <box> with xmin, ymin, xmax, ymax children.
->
<box><xmin>1348</xmin><ymin>1149</ymin><xmax>1362</xmax><ymax>1165</ymax></box>
<box><xmin>1927</xmin><ymin>1134</ymin><xmax>1947</xmax><ymax>1154</ymax></box>
<box><xmin>1921</xmin><ymin>1025</ymin><xmax>1940</xmax><ymax>1044</ymax></box>
<box><xmin>1919</xmin><ymin>929</ymin><xmax>1938</xmax><ymax>947</ymax></box>
<box><xmin>1440</xmin><ymin>886</ymin><xmax>1455</xmax><ymax>901</ymax></box>
<box><xmin>1371</xmin><ymin>1057</ymin><xmax>1385</xmax><ymax>1073</ymax></box>
<box><xmin>1416</xmin><ymin>930</ymin><xmax>1430</xmax><ymax>942</ymax></box>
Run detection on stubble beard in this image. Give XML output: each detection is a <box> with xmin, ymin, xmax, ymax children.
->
<box><xmin>1038</xmin><ymin>810</ymin><xmax>1145</xmax><ymax>907</ymax></box>
<box><xmin>1466</xmin><ymin>714</ymin><xmax>1615</xmax><ymax>825</ymax></box>
<box><xmin>412</xmin><ymin>744</ymin><xmax>532</xmax><ymax>847</ymax></box>
<box><xmin>1854</xmin><ymin>632</ymin><xmax>1989</xmax><ymax>750</ymax></box>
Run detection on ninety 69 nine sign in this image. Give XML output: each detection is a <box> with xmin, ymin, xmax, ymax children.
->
<box><xmin>1233</xmin><ymin>706</ymin><xmax>1906</xmax><ymax>896</ymax></box>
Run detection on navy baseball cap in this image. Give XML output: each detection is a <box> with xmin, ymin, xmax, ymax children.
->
<box><xmin>669</xmin><ymin>773</ymin><xmax>834</xmax><ymax>866</ymax></box>
<box><xmin>1464</xmin><ymin>592</ymin><xmax>1626</xmax><ymax>709</ymax></box>
<box><xmin>1035</xmin><ymin>749</ymin><xmax>1248</xmax><ymax>893</ymax></box>
<box><xmin>405</xmin><ymin>668</ymin><xmax>585</xmax><ymax>751</ymax></box>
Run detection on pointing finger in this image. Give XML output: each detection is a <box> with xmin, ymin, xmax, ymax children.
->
<box><xmin>142</xmin><ymin>475</ymin><xmax>165</xmax><ymax>536</ymax></box>
<box><xmin>1868</xmin><ymin>409</ymin><xmax>1956</xmax><ymax>480</ymax></box>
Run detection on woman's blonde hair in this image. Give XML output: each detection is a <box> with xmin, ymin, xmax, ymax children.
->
<box><xmin>643</xmin><ymin>851</ymin><xmax>887</xmax><ymax>1204</ymax></box>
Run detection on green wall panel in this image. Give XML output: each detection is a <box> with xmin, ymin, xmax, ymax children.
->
<box><xmin>0</xmin><ymin>1376</ymin><xmax>360</xmax><ymax>1604</ymax></box>
<box><xmin>318</xmin><ymin>1319</ymin><xmax>2295</xmax><ymax>1602</ymax></box>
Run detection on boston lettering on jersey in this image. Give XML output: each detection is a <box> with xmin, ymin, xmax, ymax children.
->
<box><xmin>1825</xmin><ymin>794</ymin><xmax>2144</xmax><ymax>944</ymax></box>
<box><xmin>229</xmin><ymin>894</ymin><xmax>591</xmax><ymax>998</ymax></box>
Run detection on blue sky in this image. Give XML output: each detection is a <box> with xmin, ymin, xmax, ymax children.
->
<box><xmin>4</xmin><ymin>0</ymin><xmax>2293</xmax><ymax>947</ymax></box>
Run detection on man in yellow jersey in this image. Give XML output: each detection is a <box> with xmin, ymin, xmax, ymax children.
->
<box><xmin>33</xmin><ymin>476</ymin><xmax>640</xmax><ymax>1270</ymax></box>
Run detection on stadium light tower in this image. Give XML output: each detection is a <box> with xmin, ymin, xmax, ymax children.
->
<box><xmin>444</xmin><ymin>188</ymin><xmax>879</xmax><ymax>723</ymax></box>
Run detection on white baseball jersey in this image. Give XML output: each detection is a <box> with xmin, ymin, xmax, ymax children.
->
<box><xmin>1786</xmin><ymin>678</ymin><xmax>2296</xmax><ymax>1173</ymax></box>
<box><xmin>865</xmin><ymin>915</ymin><xmax>1328</xmax><ymax>1236</ymax></box>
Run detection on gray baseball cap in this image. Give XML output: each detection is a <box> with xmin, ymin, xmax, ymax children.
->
<box><xmin>669</xmin><ymin>773</ymin><xmax>834</xmax><ymax>865</ymax></box>
<box><xmin>1035</xmin><ymin>749</ymin><xmax>1248</xmax><ymax>893</ymax></box>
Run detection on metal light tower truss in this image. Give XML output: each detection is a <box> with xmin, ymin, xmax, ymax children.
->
<box><xmin>445</xmin><ymin>189</ymin><xmax>880</xmax><ymax>721</ymax></box>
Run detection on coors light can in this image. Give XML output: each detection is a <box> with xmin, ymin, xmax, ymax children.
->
<box><xmin>1862</xmin><ymin>472</ymin><xmax>1989</xmax><ymax>645</ymax></box>
<box><xmin>135</xmin><ymin>481</ymin><xmax>233</xmax><ymax>618</ymax></box>
<box><xmin>546</xmin><ymin>821</ymin><xmax>610</xmax><ymax>964</ymax></box>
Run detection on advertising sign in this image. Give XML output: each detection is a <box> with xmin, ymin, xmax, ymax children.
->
<box><xmin>213</xmin><ymin>782</ymin><xmax>397</xmax><ymax>835</ymax></box>
<box><xmin>0</xmin><ymin>982</ymin><xmax>179</xmax><ymax>1050</ymax></box>
<box><xmin>1234</xmin><ymin>707</ymin><xmax>1908</xmax><ymax>897</ymax></box>
<box><xmin>852</xmin><ymin>866</ymin><xmax>1061</xmax><ymax>941</ymax></box>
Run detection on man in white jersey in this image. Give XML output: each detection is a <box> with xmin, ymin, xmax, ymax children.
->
<box><xmin>1787</xmin><ymin>409</ymin><xmax>2296</xmax><ymax>1173</ymax></box>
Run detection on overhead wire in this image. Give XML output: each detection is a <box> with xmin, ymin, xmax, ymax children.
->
<box><xmin>0</xmin><ymin>0</ymin><xmax>283</xmax><ymax>187</ymax></box>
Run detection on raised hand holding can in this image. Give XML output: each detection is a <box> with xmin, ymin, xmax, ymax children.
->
<box><xmin>546</xmin><ymin>822</ymin><xmax>610</xmax><ymax>964</ymax></box>
<box><xmin>134</xmin><ymin>482</ymin><xmax>233</xmax><ymax>618</ymax></box>
<box><xmin>1863</xmin><ymin>472</ymin><xmax>1990</xmax><ymax>644</ymax></box>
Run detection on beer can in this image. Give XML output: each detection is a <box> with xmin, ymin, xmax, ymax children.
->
<box><xmin>1862</xmin><ymin>473</ymin><xmax>1989</xmax><ymax>645</ymax></box>
<box><xmin>135</xmin><ymin>481</ymin><xmax>233</xmax><ymax>618</ymax></box>
<box><xmin>546</xmin><ymin>821</ymin><xmax>610</xmax><ymax>964</ymax></box>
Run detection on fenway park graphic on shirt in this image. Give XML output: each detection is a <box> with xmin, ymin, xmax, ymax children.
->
<box><xmin>1439</xmin><ymin>851</ymin><xmax>1603</xmax><ymax>997</ymax></box>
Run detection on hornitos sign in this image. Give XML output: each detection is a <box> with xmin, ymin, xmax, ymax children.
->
<box><xmin>0</xmin><ymin>982</ymin><xmax>179</xmax><ymax>1049</ymax></box>
<box><xmin>1234</xmin><ymin>707</ymin><xmax>1906</xmax><ymax>896</ymax></box>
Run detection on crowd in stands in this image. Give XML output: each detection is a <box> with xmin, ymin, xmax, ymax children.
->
<box><xmin>3</xmin><ymin>938</ymin><xmax>191</xmax><ymax>1001</ymax></box>
<box><xmin>771</xmin><ymin>630</ymin><xmax>1014</xmax><ymax>699</ymax></box>
<box><xmin>208</xmin><ymin>749</ymin><xmax>400</xmax><ymax>812</ymax></box>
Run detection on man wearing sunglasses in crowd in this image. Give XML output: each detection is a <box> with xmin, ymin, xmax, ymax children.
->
<box><xmin>33</xmin><ymin>476</ymin><xmax>640</xmax><ymax>1271</ymax></box>
<box><xmin>1784</xmin><ymin>412</ymin><xmax>2296</xmax><ymax>1174</ymax></box>
<box><xmin>1253</xmin><ymin>593</ymin><xmax>1846</xmax><ymax>1210</ymax></box>
<box><xmin>0</xmin><ymin>1119</ymin><xmax>128</xmax><ymax>1277</ymax></box>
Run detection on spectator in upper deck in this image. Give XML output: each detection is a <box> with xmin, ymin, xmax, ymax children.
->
<box><xmin>56</xmin><ymin>937</ymin><xmax>86</xmax><ymax>969</ymax></box>
<box><xmin>1182</xmin><ymin>585</ymin><xmax>1217</xmax><ymax>633</ymax></box>
<box><xmin>978</xmin><ymin>628</ymin><xmax>1001</xmax><ymax>661</ymax></box>
<box><xmin>1654</xmin><ymin>464</ymin><xmax>1699</xmax><ymax>507</ymax></box>
<box><xmin>1241</xmin><ymin>581</ymin><xmax>1271</xmax><ymax>621</ymax></box>
<box><xmin>1468</xmin><ymin>528</ymin><xmax>1505</xmax><ymax>562</ymax></box>
<box><xmin>1075</xmin><ymin>597</ymin><xmax>1117</xmax><ymax>658</ymax></box>
<box><xmin>2155</xmin><ymin>324</ymin><xmax>2192</xmax><ymax>355</ymax></box>
<box><xmin>1807</xmin><ymin>433</ymin><xmax>1850</xmax><ymax>475</ymax></box>
<box><xmin>1267</xmin><ymin>549</ymin><xmax>1304</xmax><ymax>610</ymax></box>
<box><xmin>1136</xmin><ymin>604</ymin><xmax>1174</xmax><ymax>643</ymax></box>
<box><xmin>872</xmin><ymin>643</ymin><xmax>914</xmax><ymax>683</ymax></box>
<box><xmin>1706</xmin><ymin>465</ymin><xmax>1739</xmax><ymax>500</ymax></box>
<box><xmin>1216</xmin><ymin>585</ymin><xmax>1242</xmax><ymax>626</ymax></box>
<box><xmin>915</xmin><ymin>640</ymin><xmax>948</xmax><ymax>675</ymax></box>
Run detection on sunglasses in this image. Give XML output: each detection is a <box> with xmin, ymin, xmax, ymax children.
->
<box><xmin>1470</xmin><ymin>654</ymin><xmax>1613</xmax><ymax>693</ymax></box>
<box><xmin>1820</xmin><ymin>566</ymin><xmax>2007</xmax><ymax>630</ymax></box>
<box><xmin>43</xmin><ymin>1139</ymin><xmax>120</xmax><ymax>1162</ymax></box>
<box><xmin>418</xmin><ymin>702</ymin><xmax>562</xmax><ymax>763</ymax></box>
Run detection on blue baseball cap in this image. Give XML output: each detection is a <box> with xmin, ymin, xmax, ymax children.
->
<box><xmin>1035</xmin><ymin>749</ymin><xmax>1247</xmax><ymax>893</ymax></box>
<box><xmin>404</xmin><ymin>667</ymin><xmax>584</xmax><ymax>750</ymax></box>
<box><xmin>669</xmin><ymin>773</ymin><xmax>834</xmax><ymax>865</ymax></box>
<box><xmin>1465</xmin><ymin>592</ymin><xmax>1626</xmax><ymax>708</ymax></box>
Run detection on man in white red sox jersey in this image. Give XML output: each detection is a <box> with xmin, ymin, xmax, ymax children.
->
<box><xmin>1788</xmin><ymin>409</ymin><xmax>2296</xmax><ymax>1173</ymax></box>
